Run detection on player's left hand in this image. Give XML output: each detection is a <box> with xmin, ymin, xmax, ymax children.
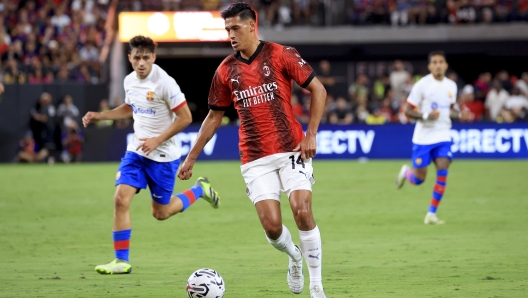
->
<box><xmin>137</xmin><ymin>137</ymin><xmax>161</xmax><ymax>155</ymax></box>
<box><xmin>294</xmin><ymin>134</ymin><xmax>316</xmax><ymax>160</ymax></box>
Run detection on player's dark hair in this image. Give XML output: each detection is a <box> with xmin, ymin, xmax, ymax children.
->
<box><xmin>428</xmin><ymin>50</ymin><xmax>446</xmax><ymax>63</ymax></box>
<box><xmin>220</xmin><ymin>2</ymin><xmax>257</xmax><ymax>21</ymax></box>
<box><xmin>129</xmin><ymin>35</ymin><xmax>157</xmax><ymax>54</ymax></box>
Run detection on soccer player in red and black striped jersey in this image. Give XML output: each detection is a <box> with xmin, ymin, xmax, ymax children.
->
<box><xmin>177</xmin><ymin>3</ymin><xmax>328</xmax><ymax>297</ymax></box>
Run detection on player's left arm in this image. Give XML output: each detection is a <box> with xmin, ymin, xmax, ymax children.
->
<box><xmin>295</xmin><ymin>77</ymin><xmax>327</xmax><ymax>160</ymax></box>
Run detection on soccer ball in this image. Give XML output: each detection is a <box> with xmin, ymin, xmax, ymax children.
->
<box><xmin>186</xmin><ymin>268</ymin><xmax>225</xmax><ymax>298</ymax></box>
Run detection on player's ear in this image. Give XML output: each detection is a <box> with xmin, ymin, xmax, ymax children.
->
<box><xmin>127</xmin><ymin>54</ymin><xmax>132</xmax><ymax>63</ymax></box>
<box><xmin>249</xmin><ymin>19</ymin><xmax>255</xmax><ymax>32</ymax></box>
<box><xmin>152</xmin><ymin>53</ymin><xmax>157</xmax><ymax>63</ymax></box>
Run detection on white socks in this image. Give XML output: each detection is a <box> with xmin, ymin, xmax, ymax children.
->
<box><xmin>299</xmin><ymin>225</ymin><xmax>322</xmax><ymax>289</ymax></box>
<box><xmin>266</xmin><ymin>224</ymin><xmax>302</xmax><ymax>261</ymax></box>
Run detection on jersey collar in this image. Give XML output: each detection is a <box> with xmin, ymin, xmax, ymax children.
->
<box><xmin>235</xmin><ymin>41</ymin><xmax>265</xmax><ymax>65</ymax></box>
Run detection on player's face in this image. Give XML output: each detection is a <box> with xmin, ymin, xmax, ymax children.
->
<box><xmin>128</xmin><ymin>49</ymin><xmax>156</xmax><ymax>79</ymax></box>
<box><xmin>225</xmin><ymin>16</ymin><xmax>255</xmax><ymax>51</ymax></box>
<box><xmin>428</xmin><ymin>55</ymin><xmax>448</xmax><ymax>79</ymax></box>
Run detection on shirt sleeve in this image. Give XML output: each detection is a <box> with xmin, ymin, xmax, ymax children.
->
<box><xmin>164</xmin><ymin>78</ymin><xmax>187</xmax><ymax>112</ymax></box>
<box><xmin>123</xmin><ymin>80</ymin><xmax>130</xmax><ymax>105</ymax></box>
<box><xmin>407</xmin><ymin>80</ymin><xmax>422</xmax><ymax>108</ymax></box>
<box><xmin>208</xmin><ymin>67</ymin><xmax>232</xmax><ymax>111</ymax></box>
<box><xmin>281</xmin><ymin>46</ymin><xmax>315</xmax><ymax>88</ymax></box>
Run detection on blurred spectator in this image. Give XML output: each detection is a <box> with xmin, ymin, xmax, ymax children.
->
<box><xmin>14</xmin><ymin>132</ymin><xmax>49</xmax><ymax>163</ymax></box>
<box><xmin>28</xmin><ymin>67</ymin><xmax>52</xmax><ymax>84</ymax></box>
<box><xmin>379</xmin><ymin>98</ymin><xmax>396</xmax><ymax>122</ymax></box>
<box><xmin>496</xmin><ymin>70</ymin><xmax>513</xmax><ymax>92</ymax></box>
<box><xmin>516</xmin><ymin>72</ymin><xmax>528</xmax><ymax>97</ymax></box>
<box><xmin>390</xmin><ymin>60</ymin><xmax>410</xmax><ymax>101</ymax></box>
<box><xmin>459</xmin><ymin>84</ymin><xmax>485</xmax><ymax>122</ymax></box>
<box><xmin>292</xmin><ymin>0</ymin><xmax>315</xmax><ymax>25</ymax></box>
<box><xmin>348</xmin><ymin>74</ymin><xmax>369</xmax><ymax>103</ymax></box>
<box><xmin>51</xmin><ymin>5</ymin><xmax>72</xmax><ymax>33</ymax></box>
<box><xmin>61</xmin><ymin>122</ymin><xmax>84</xmax><ymax>163</ymax></box>
<box><xmin>485</xmin><ymin>79</ymin><xmax>509</xmax><ymax>121</ymax></box>
<box><xmin>391</xmin><ymin>0</ymin><xmax>411</xmax><ymax>26</ymax></box>
<box><xmin>448</xmin><ymin>0</ymin><xmax>477</xmax><ymax>23</ymax></box>
<box><xmin>80</xmin><ymin>41</ymin><xmax>99</xmax><ymax>63</ymax></box>
<box><xmin>317</xmin><ymin>60</ymin><xmax>336</xmax><ymax>96</ymax></box>
<box><xmin>3</xmin><ymin>58</ymin><xmax>26</xmax><ymax>84</ymax></box>
<box><xmin>505</xmin><ymin>87</ymin><xmax>528</xmax><ymax>121</ymax></box>
<box><xmin>355</xmin><ymin>102</ymin><xmax>370</xmax><ymax>123</ymax></box>
<box><xmin>291</xmin><ymin>94</ymin><xmax>309</xmax><ymax>124</ymax></box>
<box><xmin>366</xmin><ymin>107</ymin><xmax>387</xmax><ymax>124</ymax></box>
<box><xmin>1</xmin><ymin>40</ymin><xmax>23</xmax><ymax>63</ymax></box>
<box><xmin>372</xmin><ymin>73</ymin><xmax>390</xmax><ymax>102</ymax></box>
<box><xmin>473</xmin><ymin>72</ymin><xmax>491</xmax><ymax>101</ymax></box>
<box><xmin>257</xmin><ymin>0</ymin><xmax>280</xmax><ymax>27</ymax></box>
<box><xmin>497</xmin><ymin>107</ymin><xmax>515</xmax><ymax>123</ymax></box>
<box><xmin>57</xmin><ymin>94</ymin><xmax>80</xmax><ymax>129</ymax></box>
<box><xmin>328</xmin><ymin>97</ymin><xmax>353</xmax><ymax>124</ymax></box>
<box><xmin>30</xmin><ymin>92</ymin><xmax>59</xmax><ymax>163</ymax></box>
<box><xmin>447</xmin><ymin>71</ymin><xmax>465</xmax><ymax>91</ymax></box>
<box><xmin>494</xmin><ymin>0</ymin><xmax>513</xmax><ymax>22</ymax></box>
<box><xmin>96</xmin><ymin>99</ymin><xmax>115</xmax><ymax>127</ymax></box>
<box><xmin>408</xmin><ymin>0</ymin><xmax>428</xmax><ymax>24</ymax></box>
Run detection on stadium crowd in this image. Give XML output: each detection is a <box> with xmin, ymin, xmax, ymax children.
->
<box><xmin>290</xmin><ymin>59</ymin><xmax>528</xmax><ymax>125</ymax></box>
<box><xmin>117</xmin><ymin>0</ymin><xmax>528</xmax><ymax>27</ymax></box>
<box><xmin>0</xmin><ymin>0</ymin><xmax>110</xmax><ymax>85</ymax></box>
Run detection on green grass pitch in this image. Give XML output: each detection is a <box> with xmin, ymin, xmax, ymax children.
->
<box><xmin>0</xmin><ymin>160</ymin><xmax>527</xmax><ymax>297</ymax></box>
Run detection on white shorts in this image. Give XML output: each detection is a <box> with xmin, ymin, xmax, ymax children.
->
<box><xmin>240</xmin><ymin>152</ymin><xmax>315</xmax><ymax>205</ymax></box>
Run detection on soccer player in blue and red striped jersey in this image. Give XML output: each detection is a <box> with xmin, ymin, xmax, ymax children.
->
<box><xmin>396</xmin><ymin>51</ymin><xmax>470</xmax><ymax>225</ymax></box>
<box><xmin>82</xmin><ymin>36</ymin><xmax>220</xmax><ymax>274</ymax></box>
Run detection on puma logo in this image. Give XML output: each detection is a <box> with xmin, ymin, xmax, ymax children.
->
<box><xmin>230</xmin><ymin>77</ymin><xmax>239</xmax><ymax>83</ymax></box>
<box><xmin>308</xmin><ymin>253</ymin><xmax>320</xmax><ymax>260</ymax></box>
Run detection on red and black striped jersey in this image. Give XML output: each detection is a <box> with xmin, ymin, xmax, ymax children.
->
<box><xmin>208</xmin><ymin>41</ymin><xmax>315</xmax><ymax>164</ymax></box>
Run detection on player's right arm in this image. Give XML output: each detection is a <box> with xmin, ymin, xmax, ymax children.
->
<box><xmin>82</xmin><ymin>103</ymin><xmax>133</xmax><ymax>128</ymax></box>
<box><xmin>178</xmin><ymin>66</ymin><xmax>231</xmax><ymax>180</ymax></box>
<box><xmin>178</xmin><ymin>109</ymin><xmax>224</xmax><ymax>180</ymax></box>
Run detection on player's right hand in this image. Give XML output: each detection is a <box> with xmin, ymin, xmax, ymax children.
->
<box><xmin>428</xmin><ymin>109</ymin><xmax>440</xmax><ymax>120</ymax></box>
<box><xmin>82</xmin><ymin>112</ymin><xmax>101</xmax><ymax>128</ymax></box>
<box><xmin>177</xmin><ymin>158</ymin><xmax>194</xmax><ymax>180</ymax></box>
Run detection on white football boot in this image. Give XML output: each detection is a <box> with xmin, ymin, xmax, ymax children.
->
<box><xmin>287</xmin><ymin>245</ymin><xmax>304</xmax><ymax>294</ymax></box>
<box><xmin>396</xmin><ymin>164</ymin><xmax>410</xmax><ymax>189</ymax></box>
<box><xmin>310</xmin><ymin>285</ymin><xmax>328</xmax><ymax>298</ymax></box>
<box><xmin>424</xmin><ymin>213</ymin><xmax>445</xmax><ymax>225</ymax></box>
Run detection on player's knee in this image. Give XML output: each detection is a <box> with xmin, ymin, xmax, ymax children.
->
<box><xmin>293</xmin><ymin>208</ymin><xmax>314</xmax><ymax>227</ymax></box>
<box><xmin>152</xmin><ymin>210</ymin><xmax>170</xmax><ymax>221</ymax></box>
<box><xmin>263</xmin><ymin>221</ymin><xmax>282</xmax><ymax>239</ymax></box>
<box><xmin>114</xmin><ymin>193</ymin><xmax>130</xmax><ymax>211</ymax></box>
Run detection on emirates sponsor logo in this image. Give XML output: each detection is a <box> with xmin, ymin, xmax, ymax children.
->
<box><xmin>234</xmin><ymin>82</ymin><xmax>278</xmax><ymax>108</ymax></box>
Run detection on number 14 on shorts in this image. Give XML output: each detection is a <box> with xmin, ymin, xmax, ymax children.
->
<box><xmin>289</xmin><ymin>155</ymin><xmax>305</xmax><ymax>169</ymax></box>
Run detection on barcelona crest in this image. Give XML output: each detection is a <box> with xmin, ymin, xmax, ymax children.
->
<box><xmin>146</xmin><ymin>91</ymin><xmax>155</xmax><ymax>101</ymax></box>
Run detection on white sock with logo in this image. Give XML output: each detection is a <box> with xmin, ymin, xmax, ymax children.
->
<box><xmin>266</xmin><ymin>224</ymin><xmax>301</xmax><ymax>261</ymax></box>
<box><xmin>299</xmin><ymin>225</ymin><xmax>323</xmax><ymax>290</ymax></box>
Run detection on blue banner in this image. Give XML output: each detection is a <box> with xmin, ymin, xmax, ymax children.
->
<box><xmin>122</xmin><ymin>123</ymin><xmax>528</xmax><ymax>161</ymax></box>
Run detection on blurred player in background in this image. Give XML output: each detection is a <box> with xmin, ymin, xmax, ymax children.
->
<box><xmin>177</xmin><ymin>3</ymin><xmax>328</xmax><ymax>297</ymax></box>
<box><xmin>396</xmin><ymin>51</ymin><xmax>469</xmax><ymax>225</ymax></box>
<box><xmin>82</xmin><ymin>35</ymin><xmax>220</xmax><ymax>274</ymax></box>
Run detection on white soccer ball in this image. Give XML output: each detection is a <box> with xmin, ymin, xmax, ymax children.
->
<box><xmin>186</xmin><ymin>268</ymin><xmax>225</xmax><ymax>298</ymax></box>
